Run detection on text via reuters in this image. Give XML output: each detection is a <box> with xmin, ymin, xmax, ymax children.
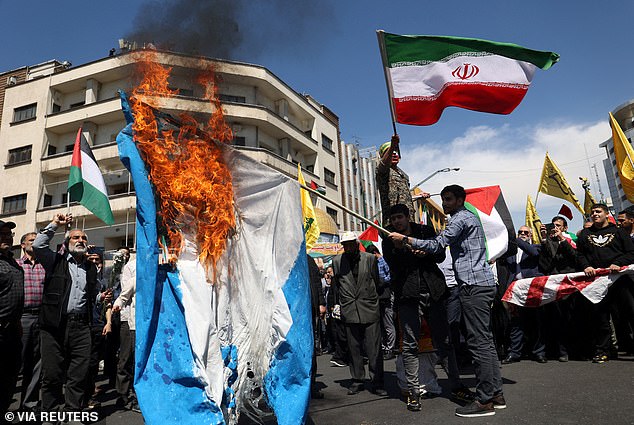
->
<box><xmin>5</xmin><ymin>411</ymin><xmax>99</xmax><ymax>423</ymax></box>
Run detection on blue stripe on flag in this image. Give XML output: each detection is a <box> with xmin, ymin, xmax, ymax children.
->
<box><xmin>264</xmin><ymin>245</ymin><xmax>313</xmax><ymax>425</ymax></box>
<box><xmin>116</xmin><ymin>92</ymin><xmax>224</xmax><ymax>425</ymax></box>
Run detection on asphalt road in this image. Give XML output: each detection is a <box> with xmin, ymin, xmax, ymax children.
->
<box><xmin>8</xmin><ymin>353</ymin><xmax>634</xmax><ymax>424</ymax></box>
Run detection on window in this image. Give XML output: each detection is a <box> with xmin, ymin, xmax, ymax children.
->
<box><xmin>47</xmin><ymin>145</ymin><xmax>58</xmax><ymax>156</ymax></box>
<box><xmin>233</xmin><ymin>136</ymin><xmax>246</xmax><ymax>146</ymax></box>
<box><xmin>178</xmin><ymin>88</ymin><xmax>194</xmax><ymax>97</ymax></box>
<box><xmin>13</xmin><ymin>103</ymin><xmax>37</xmax><ymax>123</ymax></box>
<box><xmin>305</xmin><ymin>164</ymin><xmax>314</xmax><ymax>173</ymax></box>
<box><xmin>70</xmin><ymin>101</ymin><xmax>85</xmax><ymax>109</ymax></box>
<box><xmin>219</xmin><ymin>94</ymin><xmax>246</xmax><ymax>103</ymax></box>
<box><xmin>324</xmin><ymin>168</ymin><xmax>336</xmax><ymax>186</ymax></box>
<box><xmin>2</xmin><ymin>194</ymin><xmax>27</xmax><ymax>214</ymax></box>
<box><xmin>326</xmin><ymin>207</ymin><xmax>338</xmax><ymax>225</ymax></box>
<box><xmin>43</xmin><ymin>194</ymin><xmax>52</xmax><ymax>208</ymax></box>
<box><xmin>52</xmin><ymin>103</ymin><xmax>61</xmax><ymax>113</ymax></box>
<box><xmin>65</xmin><ymin>144</ymin><xmax>74</xmax><ymax>152</ymax></box>
<box><xmin>61</xmin><ymin>193</ymin><xmax>68</xmax><ymax>204</ymax></box>
<box><xmin>7</xmin><ymin>145</ymin><xmax>32</xmax><ymax>165</ymax></box>
<box><xmin>322</xmin><ymin>135</ymin><xmax>334</xmax><ymax>152</ymax></box>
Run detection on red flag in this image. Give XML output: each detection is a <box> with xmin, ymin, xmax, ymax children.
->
<box><xmin>557</xmin><ymin>204</ymin><xmax>573</xmax><ymax>220</ymax></box>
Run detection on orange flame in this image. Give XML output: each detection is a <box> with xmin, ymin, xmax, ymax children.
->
<box><xmin>129</xmin><ymin>51</ymin><xmax>235</xmax><ymax>278</ymax></box>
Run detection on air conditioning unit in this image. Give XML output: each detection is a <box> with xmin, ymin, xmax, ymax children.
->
<box><xmin>7</xmin><ymin>76</ymin><xmax>17</xmax><ymax>86</ymax></box>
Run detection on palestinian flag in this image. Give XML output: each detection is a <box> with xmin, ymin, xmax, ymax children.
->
<box><xmin>464</xmin><ymin>186</ymin><xmax>515</xmax><ymax>262</ymax></box>
<box><xmin>68</xmin><ymin>127</ymin><xmax>114</xmax><ymax>225</ymax></box>
<box><xmin>377</xmin><ymin>31</ymin><xmax>559</xmax><ymax>125</ymax></box>
<box><xmin>359</xmin><ymin>222</ymin><xmax>381</xmax><ymax>253</ymax></box>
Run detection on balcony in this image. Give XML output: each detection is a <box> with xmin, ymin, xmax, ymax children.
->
<box><xmin>45</xmin><ymin>97</ymin><xmax>124</xmax><ymax>134</ymax></box>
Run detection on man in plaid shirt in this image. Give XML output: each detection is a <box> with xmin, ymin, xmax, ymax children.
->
<box><xmin>16</xmin><ymin>232</ymin><xmax>46</xmax><ymax>411</ymax></box>
<box><xmin>388</xmin><ymin>185</ymin><xmax>504</xmax><ymax>418</ymax></box>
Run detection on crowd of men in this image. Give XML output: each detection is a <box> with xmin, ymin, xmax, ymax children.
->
<box><xmin>310</xmin><ymin>135</ymin><xmax>634</xmax><ymax>419</ymax></box>
<box><xmin>0</xmin><ymin>213</ymin><xmax>138</xmax><ymax>425</ymax></box>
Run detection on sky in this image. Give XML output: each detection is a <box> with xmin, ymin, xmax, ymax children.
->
<box><xmin>2</xmin><ymin>0</ymin><xmax>633</xmax><ymax>231</ymax></box>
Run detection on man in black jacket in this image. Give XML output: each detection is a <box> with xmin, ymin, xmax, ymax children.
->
<box><xmin>382</xmin><ymin>204</ymin><xmax>468</xmax><ymax>412</ymax></box>
<box><xmin>577</xmin><ymin>204</ymin><xmax>634</xmax><ymax>363</ymax></box>
<box><xmin>33</xmin><ymin>213</ymin><xmax>112</xmax><ymax>415</ymax></box>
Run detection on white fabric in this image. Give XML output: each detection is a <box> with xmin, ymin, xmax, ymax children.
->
<box><xmin>80</xmin><ymin>150</ymin><xmax>109</xmax><ymax>195</ymax></box>
<box><xmin>114</xmin><ymin>260</ymin><xmax>136</xmax><ymax>330</ymax></box>
<box><xmin>175</xmin><ymin>147</ymin><xmax>301</xmax><ymax>420</ymax></box>
<box><xmin>389</xmin><ymin>55</ymin><xmax>537</xmax><ymax>98</ymax></box>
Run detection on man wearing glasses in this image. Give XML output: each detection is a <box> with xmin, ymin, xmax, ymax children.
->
<box><xmin>0</xmin><ymin>220</ymin><xmax>24</xmax><ymax>422</ymax></box>
<box><xmin>33</xmin><ymin>213</ymin><xmax>112</xmax><ymax>418</ymax></box>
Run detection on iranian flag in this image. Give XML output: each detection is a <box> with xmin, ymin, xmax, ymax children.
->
<box><xmin>377</xmin><ymin>31</ymin><xmax>559</xmax><ymax>125</ymax></box>
<box><xmin>464</xmin><ymin>186</ymin><xmax>515</xmax><ymax>262</ymax></box>
<box><xmin>68</xmin><ymin>128</ymin><xmax>114</xmax><ymax>225</ymax></box>
<box><xmin>359</xmin><ymin>222</ymin><xmax>382</xmax><ymax>253</ymax></box>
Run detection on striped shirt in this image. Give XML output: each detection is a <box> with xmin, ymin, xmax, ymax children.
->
<box><xmin>16</xmin><ymin>255</ymin><xmax>45</xmax><ymax>309</ymax></box>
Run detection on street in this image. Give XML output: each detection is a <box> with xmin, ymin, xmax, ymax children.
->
<box><xmin>9</xmin><ymin>352</ymin><xmax>634</xmax><ymax>424</ymax></box>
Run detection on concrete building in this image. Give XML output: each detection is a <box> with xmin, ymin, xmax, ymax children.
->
<box><xmin>0</xmin><ymin>50</ymin><xmax>343</xmax><ymax>252</ymax></box>
<box><xmin>339</xmin><ymin>142</ymin><xmax>380</xmax><ymax>232</ymax></box>
<box><xmin>600</xmin><ymin>99</ymin><xmax>634</xmax><ymax>213</ymax></box>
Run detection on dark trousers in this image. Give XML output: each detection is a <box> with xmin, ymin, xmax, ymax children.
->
<box><xmin>460</xmin><ymin>285</ymin><xmax>502</xmax><ymax>403</ymax></box>
<box><xmin>20</xmin><ymin>313</ymin><xmax>41</xmax><ymax>409</ymax></box>
<box><xmin>345</xmin><ymin>321</ymin><xmax>383</xmax><ymax>388</ymax></box>
<box><xmin>610</xmin><ymin>276</ymin><xmax>634</xmax><ymax>352</ymax></box>
<box><xmin>104</xmin><ymin>315</ymin><xmax>120</xmax><ymax>385</ymax></box>
<box><xmin>507</xmin><ymin>306</ymin><xmax>546</xmax><ymax>359</ymax></box>
<box><xmin>0</xmin><ymin>321</ymin><xmax>21</xmax><ymax>418</ymax></box>
<box><xmin>116</xmin><ymin>321</ymin><xmax>135</xmax><ymax>397</ymax></box>
<box><xmin>87</xmin><ymin>326</ymin><xmax>108</xmax><ymax>398</ymax></box>
<box><xmin>329</xmin><ymin>318</ymin><xmax>349</xmax><ymax>363</ymax></box>
<box><xmin>379</xmin><ymin>296</ymin><xmax>396</xmax><ymax>353</ymax></box>
<box><xmin>40</xmin><ymin>318</ymin><xmax>92</xmax><ymax>411</ymax></box>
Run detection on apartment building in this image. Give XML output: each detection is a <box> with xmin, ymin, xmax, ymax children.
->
<box><xmin>600</xmin><ymin>99</ymin><xmax>634</xmax><ymax>213</ymax></box>
<box><xmin>0</xmin><ymin>50</ymin><xmax>343</xmax><ymax>251</ymax></box>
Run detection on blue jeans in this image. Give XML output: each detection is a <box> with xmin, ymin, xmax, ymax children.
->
<box><xmin>460</xmin><ymin>285</ymin><xmax>503</xmax><ymax>403</ymax></box>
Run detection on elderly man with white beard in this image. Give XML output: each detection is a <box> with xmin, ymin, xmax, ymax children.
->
<box><xmin>33</xmin><ymin>213</ymin><xmax>112</xmax><ymax>420</ymax></box>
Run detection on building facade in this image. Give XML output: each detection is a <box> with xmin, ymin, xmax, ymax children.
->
<box><xmin>0</xmin><ymin>50</ymin><xmax>343</xmax><ymax>251</ymax></box>
<box><xmin>600</xmin><ymin>99</ymin><xmax>634</xmax><ymax>213</ymax></box>
<box><xmin>338</xmin><ymin>142</ymin><xmax>380</xmax><ymax>232</ymax></box>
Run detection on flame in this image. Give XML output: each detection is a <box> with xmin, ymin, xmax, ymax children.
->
<box><xmin>129</xmin><ymin>51</ymin><xmax>235</xmax><ymax>278</ymax></box>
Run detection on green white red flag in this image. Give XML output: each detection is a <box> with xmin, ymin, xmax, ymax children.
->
<box><xmin>377</xmin><ymin>31</ymin><xmax>559</xmax><ymax>125</ymax></box>
<box><xmin>359</xmin><ymin>222</ymin><xmax>381</xmax><ymax>253</ymax></box>
<box><xmin>68</xmin><ymin>127</ymin><xmax>114</xmax><ymax>225</ymax></box>
<box><xmin>464</xmin><ymin>186</ymin><xmax>515</xmax><ymax>262</ymax></box>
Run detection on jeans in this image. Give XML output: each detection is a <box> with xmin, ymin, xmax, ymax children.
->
<box><xmin>460</xmin><ymin>285</ymin><xmax>502</xmax><ymax>403</ymax></box>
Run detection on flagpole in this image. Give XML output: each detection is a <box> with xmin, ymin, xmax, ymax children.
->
<box><xmin>300</xmin><ymin>183</ymin><xmax>390</xmax><ymax>235</ymax></box>
<box><xmin>376</xmin><ymin>30</ymin><xmax>398</xmax><ymax>135</ymax></box>
<box><xmin>136</xmin><ymin>100</ymin><xmax>392</xmax><ymax>235</ymax></box>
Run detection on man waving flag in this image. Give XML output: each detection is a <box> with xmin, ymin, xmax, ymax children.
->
<box><xmin>377</xmin><ymin>31</ymin><xmax>559</xmax><ymax>126</ymax></box>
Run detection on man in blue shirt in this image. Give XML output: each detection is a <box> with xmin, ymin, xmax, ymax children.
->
<box><xmin>388</xmin><ymin>185</ymin><xmax>504</xmax><ymax>418</ymax></box>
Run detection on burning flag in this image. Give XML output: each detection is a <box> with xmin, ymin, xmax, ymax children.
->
<box><xmin>465</xmin><ymin>186</ymin><xmax>515</xmax><ymax>262</ymax></box>
<box><xmin>117</xmin><ymin>54</ymin><xmax>312</xmax><ymax>425</ymax></box>
<box><xmin>68</xmin><ymin>127</ymin><xmax>114</xmax><ymax>225</ymax></box>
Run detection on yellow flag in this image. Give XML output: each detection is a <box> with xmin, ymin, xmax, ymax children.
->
<box><xmin>538</xmin><ymin>153</ymin><xmax>584</xmax><ymax>214</ymax></box>
<box><xmin>526</xmin><ymin>194</ymin><xmax>542</xmax><ymax>244</ymax></box>
<box><xmin>583</xmin><ymin>188</ymin><xmax>596</xmax><ymax>216</ymax></box>
<box><xmin>609</xmin><ymin>112</ymin><xmax>634</xmax><ymax>203</ymax></box>
<box><xmin>298</xmin><ymin>164</ymin><xmax>320</xmax><ymax>251</ymax></box>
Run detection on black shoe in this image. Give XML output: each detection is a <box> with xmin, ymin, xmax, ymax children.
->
<box><xmin>489</xmin><ymin>393</ymin><xmax>507</xmax><ymax>410</ymax></box>
<box><xmin>330</xmin><ymin>358</ymin><xmax>347</xmax><ymax>367</ymax></box>
<box><xmin>501</xmin><ymin>355</ymin><xmax>520</xmax><ymax>365</ymax></box>
<box><xmin>535</xmin><ymin>355</ymin><xmax>548</xmax><ymax>363</ymax></box>
<box><xmin>371</xmin><ymin>387</ymin><xmax>388</xmax><ymax>397</ymax></box>
<box><xmin>115</xmin><ymin>395</ymin><xmax>129</xmax><ymax>409</ymax></box>
<box><xmin>406</xmin><ymin>391</ymin><xmax>421</xmax><ymax>412</ymax></box>
<box><xmin>451</xmin><ymin>386</ymin><xmax>475</xmax><ymax>403</ymax></box>
<box><xmin>347</xmin><ymin>383</ymin><xmax>364</xmax><ymax>395</ymax></box>
<box><xmin>592</xmin><ymin>354</ymin><xmax>608</xmax><ymax>364</ymax></box>
<box><xmin>455</xmin><ymin>400</ymin><xmax>495</xmax><ymax>417</ymax></box>
<box><xmin>558</xmin><ymin>354</ymin><xmax>569</xmax><ymax>362</ymax></box>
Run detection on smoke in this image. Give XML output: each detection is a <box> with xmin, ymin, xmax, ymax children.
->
<box><xmin>125</xmin><ymin>0</ymin><xmax>336</xmax><ymax>61</ymax></box>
